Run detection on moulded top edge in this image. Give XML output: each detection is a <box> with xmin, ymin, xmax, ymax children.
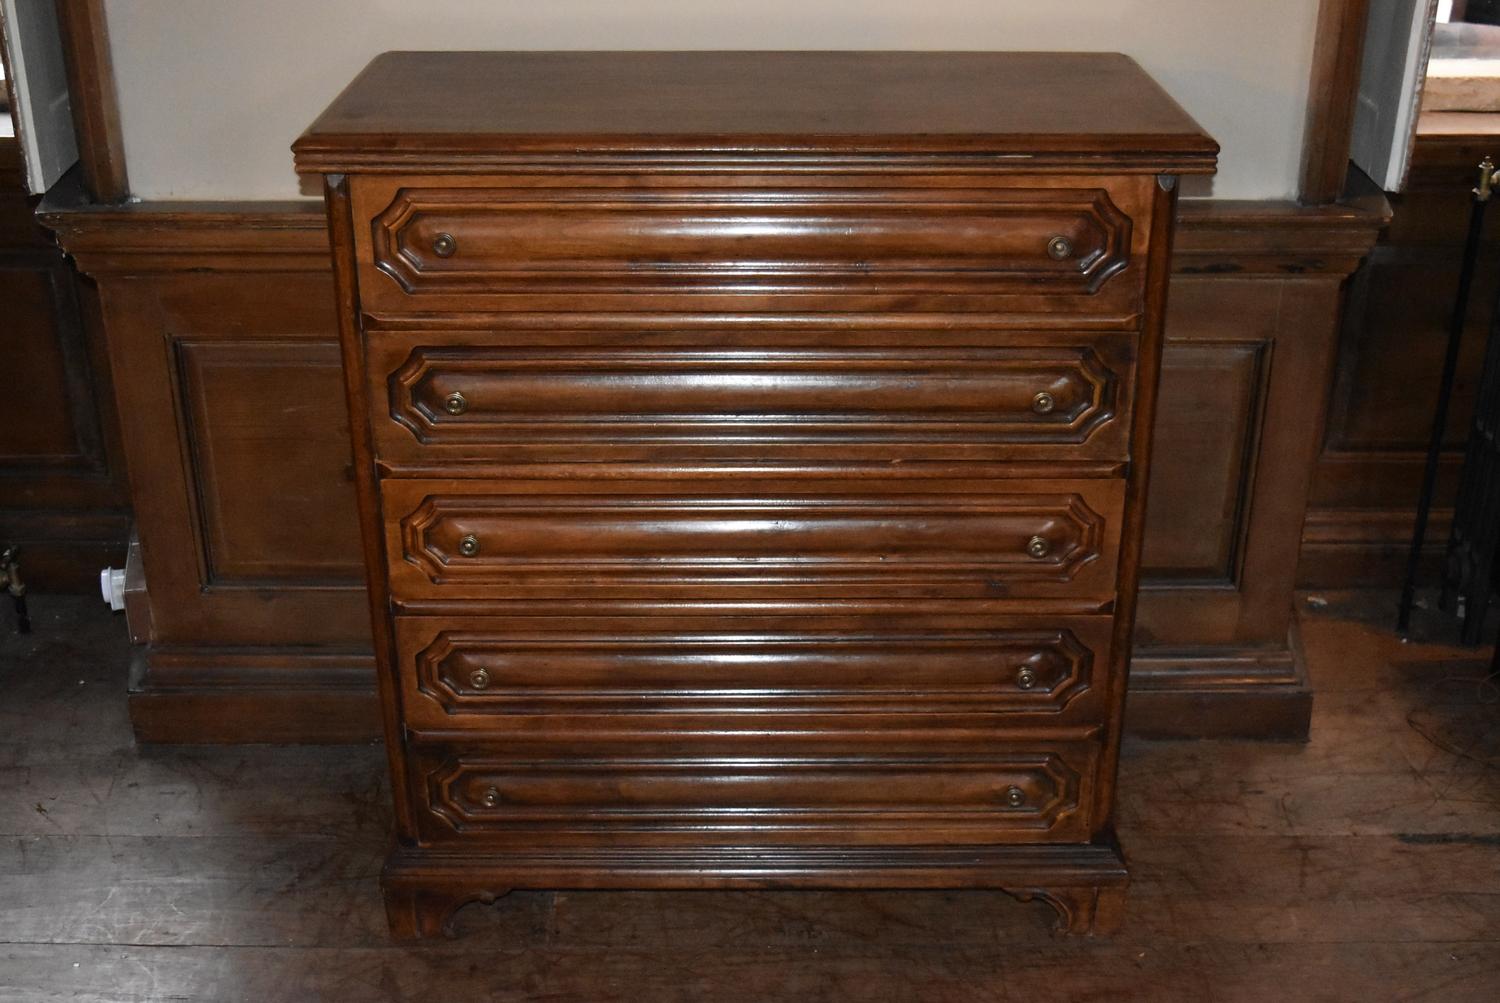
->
<box><xmin>292</xmin><ymin>50</ymin><xmax>1219</xmax><ymax>176</ymax></box>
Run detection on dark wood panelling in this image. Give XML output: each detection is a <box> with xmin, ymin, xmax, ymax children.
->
<box><xmin>176</xmin><ymin>339</ymin><xmax>363</xmax><ymax>585</ymax></box>
<box><xmin>85</xmin><ymin>269</ymin><xmax>369</xmax><ymax>645</ymax></box>
<box><xmin>127</xmin><ymin>646</ymin><xmax>380</xmax><ymax>745</ymax></box>
<box><xmin>1132</xmin><ymin>198</ymin><xmax>1387</xmax><ymax>737</ymax></box>
<box><xmin>1301</xmin><ymin>119</ymin><xmax>1500</xmax><ymax>586</ymax></box>
<box><xmin>42</xmin><ymin>191</ymin><xmax>1382</xmax><ymax>745</ymax></box>
<box><xmin>0</xmin><ymin>139</ymin><xmax>128</xmax><ymax>590</ymax></box>
<box><xmin>1143</xmin><ymin>341</ymin><xmax>1267</xmax><ymax>582</ymax></box>
<box><xmin>1328</xmin><ymin>250</ymin><xmax>1490</xmax><ymax>450</ymax></box>
<box><xmin>0</xmin><ymin>268</ymin><xmax>83</xmax><ymax>460</ymax></box>
<box><xmin>40</xmin><ymin>191</ymin><xmax>370</xmax><ymax>733</ymax></box>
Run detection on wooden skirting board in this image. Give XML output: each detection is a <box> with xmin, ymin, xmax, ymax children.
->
<box><xmin>41</xmin><ymin>185</ymin><xmax>1386</xmax><ymax>743</ymax></box>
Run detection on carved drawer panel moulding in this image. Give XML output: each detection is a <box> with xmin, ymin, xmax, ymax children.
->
<box><xmin>368</xmin><ymin>182</ymin><xmax>1137</xmax><ymax>298</ymax></box>
<box><xmin>350</xmin><ymin>171</ymin><xmax>1156</xmax><ymax>316</ymax></box>
<box><xmin>399</xmin><ymin>618</ymin><xmax>1105</xmax><ymax>727</ymax></box>
<box><xmin>415</xmin><ymin>747</ymin><xmax>1093</xmax><ymax>845</ymax></box>
<box><xmin>388</xmin><ymin>481</ymin><xmax>1118</xmax><ymax>607</ymax></box>
<box><xmin>384</xmin><ymin>343</ymin><xmax>1127</xmax><ymax>451</ymax></box>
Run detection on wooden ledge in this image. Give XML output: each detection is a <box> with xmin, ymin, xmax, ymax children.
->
<box><xmin>38</xmin><ymin>173</ymin><xmax>329</xmax><ymax>273</ymax></box>
<box><xmin>39</xmin><ymin>182</ymin><xmax>1389</xmax><ymax>280</ymax></box>
<box><xmin>1173</xmin><ymin>196</ymin><xmax>1389</xmax><ymax>277</ymax></box>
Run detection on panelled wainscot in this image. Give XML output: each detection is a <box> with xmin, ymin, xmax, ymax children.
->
<box><xmin>293</xmin><ymin>51</ymin><xmax>1217</xmax><ymax>939</ymax></box>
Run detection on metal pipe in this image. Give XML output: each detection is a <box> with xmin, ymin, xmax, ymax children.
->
<box><xmin>1398</xmin><ymin>157</ymin><xmax>1497</xmax><ymax>632</ymax></box>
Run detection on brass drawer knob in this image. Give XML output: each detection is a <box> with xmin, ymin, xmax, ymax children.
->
<box><xmin>1016</xmin><ymin>667</ymin><xmax>1037</xmax><ymax>690</ymax></box>
<box><xmin>432</xmin><ymin>232</ymin><xmax>458</xmax><ymax>258</ymax></box>
<box><xmin>443</xmin><ymin>391</ymin><xmax>468</xmax><ymax>416</ymax></box>
<box><xmin>480</xmin><ymin>786</ymin><xmax>501</xmax><ymax>808</ymax></box>
<box><xmin>458</xmin><ymin>534</ymin><xmax>481</xmax><ymax>557</ymax></box>
<box><xmin>1047</xmin><ymin>235</ymin><xmax>1074</xmax><ymax>260</ymax></box>
<box><xmin>1032</xmin><ymin>391</ymin><xmax>1056</xmax><ymax>415</ymax></box>
<box><xmin>1026</xmin><ymin>535</ymin><xmax>1051</xmax><ymax>560</ymax></box>
<box><xmin>468</xmin><ymin>667</ymin><xmax>491</xmax><ymax>690</ymax></box>
<box><xmin>1004</xmin><ymin>786</ymin><xmax>1026</xmax><ymax>808</ymax></box>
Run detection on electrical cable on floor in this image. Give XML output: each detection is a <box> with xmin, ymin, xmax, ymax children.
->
<box><xmin>1404</xmin><ymin>669</ymin><xmax>1500</xmax><ymax>770</ymax></box>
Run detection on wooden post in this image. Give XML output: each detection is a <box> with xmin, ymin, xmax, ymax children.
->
<box><xmin>54</xmin><ymin>0</ymin><xmax>127</xmax><ymax>202</ymax></box>
<box><xmin>1300</xmin><ymin>0</ymin><xmax>1373</xmax><ymax>204</ymax></box>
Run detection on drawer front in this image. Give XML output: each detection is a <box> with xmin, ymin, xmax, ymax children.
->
<box><xmin>371</xmin><ymin>329</ymin><xmax>1135</xmax><ymax>465</ymax></box>
<box><xmin>395</xmin><ymin>615</ymin><xmax>1113</xmax><ymax>732</ymax></box>
<box><xmin>352</xmin><ymin>176</ymin><xmax>1147</xmax><ymax>313</ymax></box>
<box><xmin>410</xmin><ymin>742</ymin><xmax>1097</xmax><ymax>846</ymax></box>
<box><xmin>382</xmin><ymin>478</ymin><xmax>1123</xmax><ymax>609</ymax></box>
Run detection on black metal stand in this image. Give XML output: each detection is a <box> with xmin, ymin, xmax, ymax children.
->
<box><xmin>0</xmin><ymin>545</ymin><xmax>28</xmax><ymax>635</ymax></box>
<box><xmin>1442</xmin><ymin>267</ymin><xmax>1500</xmax><ymax>643</ymax></box>
<box><xmin>1399</xmin><ymin>158</ymin><xmax>1499</xmax><ymax>633</ymax></box>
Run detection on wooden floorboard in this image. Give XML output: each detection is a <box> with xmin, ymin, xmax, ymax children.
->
<box><xmin>1</xmin><ymin>593</ymin><xmax>1498</xmax><ymax>1001</ymax></box>
<box><xmin>5</xmin><ymin>832</ymin><xmax>1495</xmax><ymax>951</ymax></box>
<box><xmin>1</xmin><ymin>941</ymin><xmax>1495</xmax><ymax>1003</ymax></box>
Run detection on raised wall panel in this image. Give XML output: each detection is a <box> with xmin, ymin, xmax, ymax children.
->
<box><xmin>0</xmin><ymin>266</ymin><xmax>88</xmax><ymax>464</ymax></box>
<box><xmin>1141</xmin><ymin>340</ymin><xmax>1268</xmax><ymax>583</ymax></box>
<box><xmin>0</xmin><ymin>138</ymin><xmax>128</xmax><ymax>590</ymax></box>
<box><xmin>80</xmin><ymin>268</ymin><xmax>370</xmax><ymax>649</ymax></box>
<box><xmin>1322</xmin><ymin>247</ymin><xmax>1493</xmax><ymax>453</ymax></box>
<box><xmin>176</xmin><ymin>339</ymin><xmax>364</xmax><ymax>586</ymax></box>
<box><xmin>1301</xmin><ymin>122</ymin><xmax>1500</xmax><ymax>586</ymax></box>
<box><xmin>1137</xmin><ymin>275</ymin><xmax>1286</xmax><ymax>649</ymax></box>
<box><xmin>1129</xmin><ymin>255</ymin><xmax>1360</xmax><ymax>737</ymax></box>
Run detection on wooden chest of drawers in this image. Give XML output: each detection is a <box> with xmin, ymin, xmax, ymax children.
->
<box><xmin>294</xmin><ymin>50</ymin><xmax>1216</xmax><ymax>939</ymax></box>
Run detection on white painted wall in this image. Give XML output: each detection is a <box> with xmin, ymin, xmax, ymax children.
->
<box><xmin>101</xmin><ymin>0</ymin><xmax>1321</xmax><ymax>201</ymax></box>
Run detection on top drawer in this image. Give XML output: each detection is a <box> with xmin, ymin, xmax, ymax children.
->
<box><xmin>351</xmin><ymin>175</ymin><xmax>1150</xmax><ymax>314</ymax></box>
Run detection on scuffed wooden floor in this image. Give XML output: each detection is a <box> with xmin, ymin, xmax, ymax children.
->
<box><xmin>1</xmin><ymin>594</ymin><xmax>1497</xmax><ymax>1002</ymax></box>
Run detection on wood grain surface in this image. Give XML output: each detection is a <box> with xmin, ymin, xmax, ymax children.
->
<box><xmin>293</xmin><ymin>51</ymin><xmax>1218</xmax><ymax>168</ymax></box>
<box><xmin>293</xmin><ymin>51</ymin><xmax>1219</xmax><ymax>934</ymax></box>
<box><xmin>37</xmin><ymin>183</ymin><xmax>1383</xmax><ymax>745</ymax></box>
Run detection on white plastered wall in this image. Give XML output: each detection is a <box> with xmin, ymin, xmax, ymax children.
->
<box><xmin>101</xmin><ymin>0</ymin><xmax>1322</xmax><ymax>201</ymax></box>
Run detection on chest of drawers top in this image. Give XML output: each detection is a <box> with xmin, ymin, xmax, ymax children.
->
<box><xmin>293</xmin><ymin>50</ymin><xmax>1216</xmax><ymax>173</ymax></box>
